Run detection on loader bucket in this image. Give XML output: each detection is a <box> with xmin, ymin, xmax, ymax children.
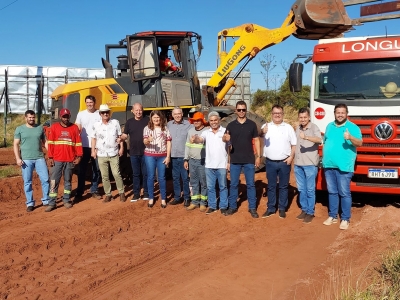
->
<box><xmin>291</xmin><ymin>0</ymin><xmax>353</xmax><ymax>39</ymax></box>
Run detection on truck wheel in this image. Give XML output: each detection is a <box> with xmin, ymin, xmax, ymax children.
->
<box><xmin>220</xmin><ymin>111</ymin><xmax>267</xmax><ymax>172</ymax></box>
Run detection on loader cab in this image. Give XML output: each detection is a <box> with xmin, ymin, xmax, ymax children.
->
<box><xmin>104</xmin><ymin>31</ymin><xmax>203</xmax><ymax>116</ymax></box>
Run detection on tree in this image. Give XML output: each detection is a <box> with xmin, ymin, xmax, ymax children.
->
<box><xmin>259</xmin><ymin>53</ymin><xmax>276</xmax><ymax>91</ymax></box>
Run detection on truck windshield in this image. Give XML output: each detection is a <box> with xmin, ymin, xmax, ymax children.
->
<box><xmin>315</xmin><ymin>59</ymin><xmax>400</xmax><ymax>100</ymax></box>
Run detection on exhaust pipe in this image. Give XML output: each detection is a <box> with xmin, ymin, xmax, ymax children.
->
<box><xmin>101</xmin><ymin>58</ymin><xmax>114</xmax><ymax>78</ymax></box>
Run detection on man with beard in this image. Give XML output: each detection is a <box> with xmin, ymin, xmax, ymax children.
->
<box><xmin>322</xmin><ymin>103</ymin><xmax>362</xmax><ymax>230</ymax></box>
<box><xmin>46</xmin><ymin>108</ymin><xmax>83</xmax><ymax>212</ymax></box>
<box><xmin>14</xmin><ymin>110</ymin><xmax>50</xmax><ymax>212</ymax></box>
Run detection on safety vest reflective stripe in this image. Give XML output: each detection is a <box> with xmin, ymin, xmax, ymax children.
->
<box><xmin>64</xmin><ymin>190</ymin><xmax>71</xmax><ymax>194</ymax></box>
<box><xmin>185</xmin><ymin>142</ymin><xmax>204</xmax><ymax>149</ymax></box>
<box><xmin>48</xmin><ymin>141</ymin><xmax>78</xmax><ymax>146</ymax></box>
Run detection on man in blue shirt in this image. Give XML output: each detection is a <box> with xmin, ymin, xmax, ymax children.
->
<box><xmin>322</xmin><ymin>103</ymin><xmax>362</xmax><ymax>230</ymax></box>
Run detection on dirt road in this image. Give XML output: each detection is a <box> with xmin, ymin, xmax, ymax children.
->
<box><xmin>0</xmin><ymin>147</ymin><xmax>399</xmax><ymax>300</ymax></box>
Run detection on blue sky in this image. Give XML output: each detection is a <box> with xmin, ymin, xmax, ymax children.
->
<box><xmin>1</xmin><ymin>0</ymin><xmax>399</xmax><ymax>92</ymax></box>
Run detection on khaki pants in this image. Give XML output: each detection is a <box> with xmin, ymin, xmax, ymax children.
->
<box><xmin>98</xmin><ymin>155</ymin><xmax>124</xmax><ymax>196</ymax></box>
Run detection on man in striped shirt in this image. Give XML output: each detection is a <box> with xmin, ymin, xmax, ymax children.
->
<box><xmin>46</xmin><ymin>108</ymin><xmax>83</xmax><ymax>212</ymax></box>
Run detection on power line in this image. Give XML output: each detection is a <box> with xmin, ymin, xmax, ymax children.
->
<box><xmin>0</xmin><ymin>0</ymin><xmax>18</xmax><ymax>11</ymax></box>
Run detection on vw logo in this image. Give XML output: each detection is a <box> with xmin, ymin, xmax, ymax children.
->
<box><xmin>374</xmin><ymin>122</ymin><xmax>393</xmax><ymax>141</ymax></box>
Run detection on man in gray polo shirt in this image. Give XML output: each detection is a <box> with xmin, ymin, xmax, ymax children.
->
<box><xmin>294</xmin><ymin>107</ymin><xmax>322</xmax><ymax>224</ymax></box>
<box><xmin>167</xmin><ymin>107</ymin><xmax>192</xmax><ymax>206</ymax></box>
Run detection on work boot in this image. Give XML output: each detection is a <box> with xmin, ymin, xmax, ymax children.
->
<box><xmin>296</xmin><ymin>211</ymin><xmax>307</xmax><ymax>220</ymax></box>
<box><xmin>103</xmin><ymin>195</ymin><xmax>112</xmax><ymax>203</ymax></box>
<box><xmin>92</xmin><ymin>192</ymin><xmax>102</xmax><ymax>200</ymax></box>
<box><xmin>64</xmin><ymin>202</ymin><xmax>73</xmax><ymax>209</ymax></box>
<box><xmin>186</xmin><ymin>204</ymin><xmax>197</xmax><ymax>211</ymax></box>
<box><xmin>45</xmin><ymin>205</ymin><xmax>56</xmax><ymax>212</ymax></box>
<box><xmin>119</xmin><ymin>193</ymin><xmax>126</xmax><ymax>202</ymax></box>
<box><xmin>199</xmin><ymin>205</ymin><xmax>207</xmax><ymax>212</ymax></box>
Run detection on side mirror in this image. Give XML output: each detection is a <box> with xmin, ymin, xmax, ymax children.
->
<box><xmin>289</xmin><ymin>62</ymin><xmax>303</xmax><ymax>92</ymax></box>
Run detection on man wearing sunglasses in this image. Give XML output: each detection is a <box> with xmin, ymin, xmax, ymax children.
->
<box><xmin>223</xmin><ymin>101</ymin><xmax>261</xmax><ymax>218</ymax></box>
<box><xmin>91</xmin><ymin>104</ymin><xmax>126</xmax><ymax>203</ymax></box>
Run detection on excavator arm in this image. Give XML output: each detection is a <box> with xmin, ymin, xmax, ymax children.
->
<box><xmin>208</xmin><ymin>11</ymin><xmax>296</xmax><ymax>89</ymax></box>
<box><xmin>207</xmin><ymin>0</ymin><xmax>357</xmax><ymax>106</ymax></box>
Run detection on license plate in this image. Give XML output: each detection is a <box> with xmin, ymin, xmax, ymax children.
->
<box><xmin>368</xmin><ymin>169</ymin><xmax>398</xmax><ymax>179</ymax></box>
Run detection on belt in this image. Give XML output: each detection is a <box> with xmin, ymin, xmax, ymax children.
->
<box><xmin>266</xmin><ymin>157</ymin><xmax>288</xmax><ymax>162</ymax></box>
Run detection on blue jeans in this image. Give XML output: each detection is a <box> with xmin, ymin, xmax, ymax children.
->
<box><xmin>189</xmin><ymin>158</ymin><xmax>207</xmax><ymax>206</ymax></box>
<box><xmin>266</xmin><ymin>160</ymin><xmax>291</xmax><ymax>212</ymax></box>
<box><xmin>294</xmin><ymin>165</ymin><xmax>318</xmax><ymax>215</ymax></box>
<box><xmin>171</xmin><ymin>157</ymin><xmax>190</xmax><ymax>201</ymax></box>
<box><xmin>21</xmin><ymin>158</ymin><xmax>50</xmax><ymax>207</ymax></box>
<box><xmin>228</xmin><ymin>163</ymin><xmax>256</xmax><ymax>210</ymax></box>
<box><xmin>324</xmin><ymin>168</ymin><xmax>353</xmax><ymax>221</ymax></box>
<box><xmin>205</xmin><ymin>168</ymin><xmax>228</xmax><ymax>210</ymax></box>
<box><xmin>49</xmin><ymin>161</ymin><xmax>75</xmax><ymax>206</ymax></box>
<box><xmin>76</xmin><ymin>147</ymin><xmax>100</xmax><ymax>195</ymax></box>
<box><xmin>145</xmin><ymin>155</ymin><xmax>167</xmax><ymax>200</ymax></box>
<box><xmin>130</xmin><ymin>155</ymin><xmax>148</xmax><ymax>197</ymax></box>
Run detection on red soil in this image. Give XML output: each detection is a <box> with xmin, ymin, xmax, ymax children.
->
<box><xmin>0</xmin><ymin>147</ymin><xmax>399</xmax><ymax>300</ymax></box>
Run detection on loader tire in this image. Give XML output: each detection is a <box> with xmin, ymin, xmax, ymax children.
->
<box><xmin>221</xmin><ymin>111</ymin><xmax>266</xmax><ymax>172</ymax></box>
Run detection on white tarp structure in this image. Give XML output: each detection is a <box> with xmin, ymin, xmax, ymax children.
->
<box><xmin>0</xmin><ymin>65</ymin><xmax>251</xmax><ymax>114</ymax></box>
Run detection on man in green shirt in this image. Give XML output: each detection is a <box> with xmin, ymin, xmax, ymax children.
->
<box><xmin>13</xmin><ymin>110</ymin><xmax>50</xmax><ymax>212</ymax></box>
<box><xmin>322</xmin><ymin>103</ymin><xmax>362</xmax><ymax>230</ymax></box>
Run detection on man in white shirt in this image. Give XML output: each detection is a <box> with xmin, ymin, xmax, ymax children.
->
<box><xmin>193</xmin><ymin>111</ymin><xmax>229</xmax><ymax>215</ymax></box>
<box><xmin>75</xmin><ymin>95</ymin><xmax>102</xmax><ymax>201</ymax></box>
<box><xmin>261</xmin><ymin>104</ymin><xmax>297</xmax><ymax>219</ymax></box>
<box><xmin>91</xmin><ymin>104</ymin><xmax>126</xmax><ymax>203</ymax></box>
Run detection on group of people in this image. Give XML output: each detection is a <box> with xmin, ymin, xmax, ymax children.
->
<box><xmin>13</xmin><ymin>96</ymin><xmax>362</xmax><ymax>230</ymax></box>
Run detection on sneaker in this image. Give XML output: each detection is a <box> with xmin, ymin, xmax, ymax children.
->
<box><xmin>102</xmin><ymin>195</ymin><xmax>112</xmax><ymax>203</ymax></box>
<box><xmin>279</xmin><ymin>210</ymin><xmax>286</xmax><ymax>219</ymax></box>
<box><xmin>261</xmin><ymin>211</ymin><xmax>275</xmax><ymax>218</ymax></box>
<box><xmin>91</xmin><ymin>192</ymin><xmax>102</xmax><ymax>200</ymax></box>
<box><xmin>119</xmin><ymin>193</ymin><xmax>126</xmax><ymax>202</ymax></box>
<box><xmin>64</xmin><ymin>202</ymin><xmax>73</xmax><ymax>209</ymax></box>
<box><xmin>224</xmin><ymin>208</ymin><xmax>238</xmax><ymax>216</ymax></box>
<box><xmin>220</xmin><ymin>208</ymin><xmax>228</xmax><ymax>215</ymax></box>
<box><xmin>339</xmin><ymin>220</ymin><xmax>350</xmax><ymax>230</ymax></box>
<box><xmin>186</xmin><ymin>204</ymin><xmax>198</xmax><ymax>211</ymax></box>
<box><xmin>142</xmin><ymin>194</ymin><xmax>150</xmax><ymax>200</ymax></box>
<box><xmin>130</xmin><ymin>195</ymin><xmax>140</xmax><ymax>202</ymax></box>
<box><xmin>45</xmin><ymin>205</ymin><xmax>56</xmax><ymax>212</ymax></box>
<box><xmin>296</xmin><ymin>211</ymin><xmax>307</xmax><ymax>220</ymax></box>
<box><xmin>323</xmin><ymin>217</ymin><xmax>338</xmax><ymax>226</ymax></box>
<box><xmin>249</xmin><ymin>209</ymin><xmax>259</xmax><ymax>218</ymax></box>
<box><xmin>303</xmin><ymin>214</ymin><xmax>314</xmax><ymax>224</ymax></box>
<box><xmin>205</xmin><ymin>208</ymin><xmax>218</xmax><ymax>215</ymax></box>
<box><xmin>26</xmin><ymin>206</ymin><xmax>34</xmax><ymax>212</ymax></box>
<box><xmin>199</xmin><ymin>205</ymin><xmax>207</xmax><ymax>212</ymax></box>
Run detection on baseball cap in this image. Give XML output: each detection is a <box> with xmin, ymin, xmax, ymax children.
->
<box><xmin>59</xmin><ymin>108</ymin><xmax>71</xmax><ymax>117</ymax></box>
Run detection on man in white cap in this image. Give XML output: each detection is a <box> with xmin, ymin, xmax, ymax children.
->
<box><xmin>91</xmin><ymin>104</ymin><xmax>126</xmax><ymax>203</ymax></box>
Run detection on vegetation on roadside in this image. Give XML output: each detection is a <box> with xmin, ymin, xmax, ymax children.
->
<box><xmin>318</xmin><ymin>232</ymin><xmax>400</xmax><ymax>300</ymax></box>
<box><xmin>0</xmin><ymin>113</ymin><xmax>50</xmax><ymax>148</ymax></box>
<box><xmin>0</xmin><ymin>166</ymin><xmax>21</xmax><ymax>178</ymax></box>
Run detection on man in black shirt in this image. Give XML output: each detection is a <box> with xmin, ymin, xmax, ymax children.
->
<box><xmin>120</xmin><ymin>103</ymin><xmax>149</xmax><ymax>202</ymax></box>
<box><xmin>223</xmin><ymin>101</ymin><xmax>261</xmax><ymax>218</ymax></box>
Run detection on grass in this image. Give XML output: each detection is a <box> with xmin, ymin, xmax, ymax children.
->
<box><xmin>0</xmin><ymin>165</ymin><xmax>21</xmax><ymax>178</ymax></box>
<box><xmin>0</xmin><ymin>113</ymin><xmax>50</xmax><ymax>148</ymax></box>
<box><xmin>316</xmin><ymin>232</ymin><xmax>400</xmax><ymax>300</ymax></box>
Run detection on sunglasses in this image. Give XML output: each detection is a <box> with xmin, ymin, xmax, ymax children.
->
<box><xmin>100</xmin><ymin>111</ymin><xmax>110</xmax><ymax>115</ymax></box>
<box><xmin>237</xmin><ymin>109</ymin><xmax>247</xmax><ymax>112</ymax></box>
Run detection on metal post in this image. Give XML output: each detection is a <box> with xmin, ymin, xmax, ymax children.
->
<box><xmin>4</xmin><ymin>70</ymin><xmax>8</xmax><ymax>147</ymax></box>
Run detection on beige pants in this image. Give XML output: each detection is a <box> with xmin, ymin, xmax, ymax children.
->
<box><xmin>98</xmin><ymin>155</ymin><xmax>124</xmax><ymax>196</ymax></box>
